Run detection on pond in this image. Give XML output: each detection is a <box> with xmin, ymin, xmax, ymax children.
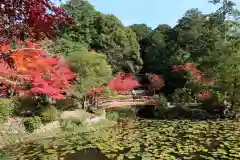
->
<box><xmin>1</xmin><ymin>116</ymin><xmax>240</xmax><ymax>159</ymax></box>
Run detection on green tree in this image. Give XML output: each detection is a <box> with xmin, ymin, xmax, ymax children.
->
<box><xmin>142</xmin><ymin>24</ymin><xmax>172</xmax><ymax>73</ymax></box>
<box><xmin>209</xmin><ymin>40</ymin><xmax>240</xmax><ymax>113</ymax></box>
<box><xmin>226</xmin><ymin>9</ymin><xmax>240</xmax><ymax>39</ymax></box>
<box><xmin>91</xmin><ymin>13</ymin><xmax>142</xmax><ymax>73</ymax></box>
<box><xmin>67</xmin><ymin>50</ymin><xmax>113</xmax><ymax>106</ymax></box>
<box><xmin>61</xmin><ymin>1</ymin><xmax>97</xmax><ymax>45</ymax></box>
<box><xmin>209</xmin><ymin>0</ymin><xmax>236</xmax><ymax>39</ymax></box>
<box><xmin>58</xmin><ymin>1</ymin><xmax>142</xmax><ymax>73</ymax></box>
<box><xmin>129</xmin><ymin>24</ymin><xmax>153</xmax><ymax>59</ymax></box>
<box><xmin>129</xmin><ymin>24</ymin><xmax>152</xmax><ymax>42</ymax></box>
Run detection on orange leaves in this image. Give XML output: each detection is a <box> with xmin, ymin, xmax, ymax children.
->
<box><xmin>0</xmin><ymin>41</ymin><xmax>76</xmax><ymax>99</ymax></box>
<box><xmin>10</xmin><ymin>41</ymin><xmax>48</xmax><ymax>74</ymax></box>
<box><xmin>0</xmin><ymin>44</ymin><xmax>11</xmax><ymax>52</ymax></box>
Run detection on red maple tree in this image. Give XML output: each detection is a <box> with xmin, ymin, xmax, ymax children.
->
<box><xmin>173</xmin><ymin>62</ymin><xmax>215</xmax><ymax>85</ymax></box>
<box><xmin>88</xmin><ymin>72</ymin><xmax>141</xmax><ymax>96</ymax></box>
<box><xmin>0</xmin><ymin>41</ymin><xmax>76</xmax><ymax>99</ymax></box>
<box><xmin>107</xmin><ymin>72</ymin><xmax>141</xmax><ymax>94</ymax></box>
<box><xmin>173</xmin><ymin>62</ymin><xmax>215</xmax><ymax>100</ymax></box>
<box><xmin>0</xmin><ymin>0</ymin><xmax>73</xmax><ymax>41</ymax></box>
<box><xmin>146</xmin><ymin>73</ymin><xmax>165</xmax><ymax>90</ymax></box>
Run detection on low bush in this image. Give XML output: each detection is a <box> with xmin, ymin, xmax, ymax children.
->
<box><xmin>153</xmin><ymin>94</ymin><xmax>169</xmax><ymax>118</ymax></box>
<box><xmin>171</xmin><ymin>88</ymin><xmax>196</xmax><ymax>105</ymax></box>
<box><xmin>106</xmin><ymin>111</ymin><xmax>119</xmax><ymax>121</ymax></box>
<box><xmin>153</xmin><ymin>94</ymin><xmax>168</xmax><ymax>107</ymax></box>
<box><xmin>13</xmin><ymin>96</ymin><xmax>41</xmax><ymax>116</ymax></box>
<box><xmin>23</xmin><ymin>116</ymin><xmax>41</xmax><ymax>133</ymax></box>
<box><xmin>91</xmin><ymin>108</ymin><xmax>106</xmax><ymax>116</ymax></box>
<box><xmin>0</xmin><ymin>98</ymin><xmax>15</xmax><ymax>122</ymax></box>
<box><xmin>0</xmin><ymin>151</ymin><xmax>8</xmax><ymax>160</ymax></box>
<box><xmin>60</xmin><ymin>119</ymin><xmax>85</xmax><ymax>132</ymax></box>
<box><xmin>55</xmin><ymin>97</ymin><xmax>81</xmax><ymax>111</ymax></box>
<box><xmin>40</xmin><ymin>106</ymin><xmax>60</xmax><ymax>123</ymax></box>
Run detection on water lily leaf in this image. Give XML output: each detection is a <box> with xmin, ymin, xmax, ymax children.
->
<box><xmin>45</xmin><ymin>149</ymin><xmax>56</xmax><ymax>154</ymax></box>
<box><xmin>117</xmin><ymin>154</ymin><xmax>124</xmax><ymax>160</ymax></box>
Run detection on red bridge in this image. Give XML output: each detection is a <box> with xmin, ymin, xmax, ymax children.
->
<box><xmin>89</xmin><ymin>95</ymin><xmax>158</xmax><ymax>109</ymax></box>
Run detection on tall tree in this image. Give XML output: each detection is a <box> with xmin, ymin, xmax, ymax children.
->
<box><xmin>209</xmin><ymin>0</ymin><xmax>236</xmax><ymax>40</ymax></box>
<box><xmin>130</xmin><ymin>24</ymin><xmax>153</xmax><ymax>60</ymax></box>
<box><xmin>54</xmin><ymin>1</ymin><xmax>143</xmax><ymax>73</ymax></box>
<box><xmin>142</xmin><ymin>24</ymin><xmax>172</xmax><ymax>73</ymax></box>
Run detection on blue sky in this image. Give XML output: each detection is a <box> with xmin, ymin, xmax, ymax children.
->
<box><xmin>89</xmin><ymin>0</ymin><xmax>240</xmax><ymax>29</ymax></box>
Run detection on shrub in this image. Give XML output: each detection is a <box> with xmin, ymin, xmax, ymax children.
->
<box><xmin>60</xmin><ymin>120</ymin><xmax>85</xmax><ymax>132</ymax></box>
<box><xmin>106</xmin><ymin>111</ymin><xmax>119</xmax><ymax>121</ymax></box>
<box><xmin>171</xmin><ymin>88</ymin><xmax>196</xmax><ymax>105</ymax></box>
<box><xmin>23</xmin><ymin>116</ymin><xmax>41</xmax><ymax>133</ymax></box>
<box><xmin>55</xmin><ymin>97</ymin><xmax>81</xmax><ymax>111</ymax></box>
<box><xmin>13</xmin><ymin>96</ymin><xmax>39</xmax><ymax>116</ymax></box>
<box><xmin>153</xmin><ymin>94</ymin><xmax>168</xmax><ymax>118</ymax></box>
<box><xmin>100</xmin><ymin>88</ymin><xmax>118</xmax><ymax>97</ymax></box>
<box><xmin>40</xmin><ymin>106</ymin><xmax>60</xmax><ymax>123</ymax></box>
<box><xmin>0</xmin><ymin>98</ymin><xmax>15</xmax><ymax>121</ymax></box>
<box><xmin>0</xmin><ymin>151</ymin><xmax>8</xmax><ymax>160</ymax></box>
<box><xmin>92</xmin><ymin>108</ymin><xmax>106</xmax><ymax>116</ymax></box>
<box><xmin>153</xmin><ymin>94</ymin><xmax>168</xmax><ymax>108</ymax></box>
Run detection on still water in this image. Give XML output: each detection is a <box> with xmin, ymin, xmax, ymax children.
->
<box><xmin>1</xmin><ymin>117</ymin><xmax>240</xmax><ymax>160</ymax></box>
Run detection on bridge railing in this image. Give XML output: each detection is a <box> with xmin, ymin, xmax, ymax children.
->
<box><xmin>88</xmin><ymin>95</ymin><xmax>155</xmax><ymax>107</ymax></box>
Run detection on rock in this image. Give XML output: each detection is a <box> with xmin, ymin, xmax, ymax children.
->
<box><xmin>1</xmin><ymin>117</ymin><xmax>26</xmax><ymax>134</ymax></box>
<box><xmin>85</xmin><ymin>115</ymin><xmax>106</xmax><ymax>125</ymax></box>
<box><xmin>60</xmin><ymin>109</ymin><xmax>95</xmax><ymax>121</ymax></box>
<box><xmin>34</xmin><ymin>121</ymin><xmax>60</xmax><ymax>133</ymax></box>
<box><xmin>60</xmin><ymin>109</ymin><xmax>115</xmax><ymax>126</ymax></box>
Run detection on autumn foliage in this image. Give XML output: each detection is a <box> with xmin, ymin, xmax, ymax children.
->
<box><xmin>173</xmin><ymin>62</ymin><xmax>215</xmax><ymax>85</ymax></box>
<box><xmin>0</xmin><ymin>41</ymin><xmax>76</xmax><ymax>99</ymax></box>
<box><xmin>173</xmin><ymin>62</ymin><xmax>215</xmax><ymax>100</ymax></box>
<box><xmin>107</xmin><ymin>72</ymin><xmax>141</xmax><ymax>94</ymax></box>
<box><xmin>0</xmin><ymin>0</ymin><xmax>73</xmax><ymax>41</ymax></box>
<box><xmin>88</xmin><ymin>72</ymin><xmax>141</xmax><ymax>96</ymax></box>
<box><xmin>146</xmin><ymin>73</ymin><xmax>165</xmax><ymax>90</ymax></box>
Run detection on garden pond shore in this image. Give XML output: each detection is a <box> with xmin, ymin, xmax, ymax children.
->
<box><xmin>0</xmin><ymin>108</ymin><xmax>240</xmax><ymax>160</ymax></box>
